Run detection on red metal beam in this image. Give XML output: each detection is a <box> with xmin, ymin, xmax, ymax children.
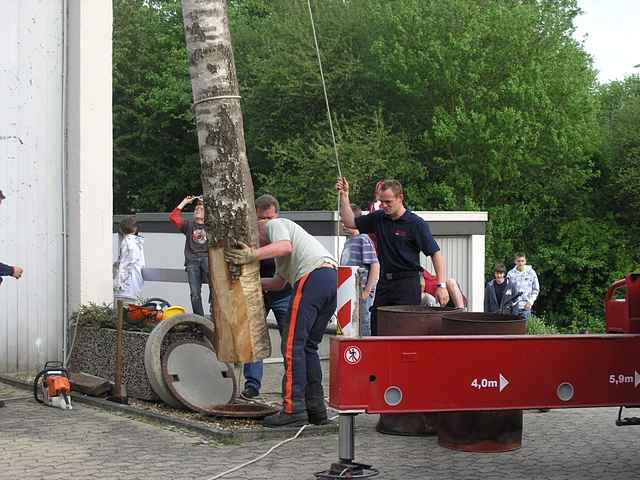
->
<box><xmin>329</xmin><ymin>335</ymin><xmax>640</xmax><ymax>412</ymax></box>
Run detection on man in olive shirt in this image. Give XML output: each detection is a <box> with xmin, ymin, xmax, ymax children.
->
<box><xmin>225</xmin><ymin>217</ymin><xmax>337</xmax><ymax>427</ymax></box>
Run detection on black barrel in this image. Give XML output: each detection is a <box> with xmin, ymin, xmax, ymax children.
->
<box><xmin>376</xmin><ymin>305</ymin><xmax>462</xmax><ymax>436</ymax></box>
<box><xmin>438</xmin><ymin>312</ymin><xmax>526</xmax><ymax>452</ymax></box>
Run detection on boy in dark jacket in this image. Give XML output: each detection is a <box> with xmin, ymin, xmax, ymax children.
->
<box><xmin>484</xmin><ymin>263</ymin><xmax>520</xmax><ymax>314</ymax></box>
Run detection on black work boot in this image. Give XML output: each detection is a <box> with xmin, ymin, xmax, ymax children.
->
<box><xmin>263</xmin><ymin>410</ymin><xmax>308</xmax><ymax>428</ymax></box>
<box><xmin>306</xmin><ymin>397</ymin><xmax>329</xmax><ymax>425</ymax></box>
<box><xmin>307</xmin><ymin>408</ymin><xmax>329</xmax><ymax>425</ymax></box>
<box><xmin>0</xmin><ymin>400</ymin><xmax>5</xmax><ymax>408</ymax></box>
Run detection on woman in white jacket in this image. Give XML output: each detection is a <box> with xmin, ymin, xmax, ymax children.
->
<box><xmin>114</xmin><ymin>216</ymin><xmax>145</xmax><ymax>302</ymax></box>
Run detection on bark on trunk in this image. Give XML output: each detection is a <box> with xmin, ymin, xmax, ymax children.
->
<box><xmin>181</xmin><ymin>0</ymin><xmax>269</xmax><ymax>363</ymax></box>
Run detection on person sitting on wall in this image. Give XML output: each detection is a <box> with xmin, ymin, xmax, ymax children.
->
<box><xmin>420</xmin><ymin>270</ymin><xmax>466</xmax><ymax>309</ymax></box>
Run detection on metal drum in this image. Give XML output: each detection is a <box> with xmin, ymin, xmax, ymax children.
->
<box><xmin>438</xmin><ymin>312</ymin><xmax>526</xmax><ymax>452</ymax></box>
<box><xmin>376</xmin><ymin>305</ymin><xmax>461</xmax><ymax>436</ymax></box>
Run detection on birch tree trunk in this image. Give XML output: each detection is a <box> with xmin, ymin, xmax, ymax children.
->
<box><xmin>181</xmin><ymin>0</ymin><xmax>269</xmax><ymax>363</ymax></box>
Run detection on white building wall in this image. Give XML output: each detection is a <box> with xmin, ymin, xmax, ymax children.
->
<box><xmin>66</xmin><ymin>0</ymin><xmax>113</xmax><ymax>310</ymax></box>
<box><xmin>1</xmin><ymin>0</ymin><xmax>113</xmax><ymax>373</ymax></box>
<box><xmin>0</xmin><ymin>0</ymin><xmax>65</xmax><ymax>372</ymax></box>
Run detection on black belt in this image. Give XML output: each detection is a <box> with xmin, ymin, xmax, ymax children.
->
<box><xmin>382</xmin><ymin>271</ymin><xmax>420</xmax><ymax>281</ymax></box>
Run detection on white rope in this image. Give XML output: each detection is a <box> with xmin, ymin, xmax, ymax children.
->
<box><xmin>202</xmin><ymin>423</ymin><xmax>309</xmax><ymax>480</ymax></box>
<box><xmin>306</xmin><ymin>0</ymin><xmax>345</xmax><ymax>236</ymax></box>
<box><xmin>306</xmin><ymin>0</ymin><xmax>342</xmax><ymax>179</ymax></box>
<box><xmin>192</xmin><ymin>95</ymin><xmax>242</xmax><ymax>109</ymax></box>
<box><xmin>201</xmin><ymin>415</ymin><xmax>339</xmax><ymax>480</ymax></box>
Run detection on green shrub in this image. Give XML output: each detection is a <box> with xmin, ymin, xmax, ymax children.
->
<box><xmin>567</xmin><ymin>314</ymin><xmax>605</xmax><ymax>334</ymax></box>
<box><xmin>527</xmin><ymin>315</ymin><xmax>559</xmax><ymax>335</ymax></box>
<box><xmin>71</xmin><ymin>302</ymin><xmax>115</xmax><ymax>329</ymax></box>
<box><xmin>69</xmin><ymin>302</ymin><xmax>157</xmax><ymax>333</ymax></box>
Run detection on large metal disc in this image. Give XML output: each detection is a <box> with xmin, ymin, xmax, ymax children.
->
<box><xmin>143</xmin><ymin>313</ymin><xmax>215</xmax><ymax>408</ymax></box>
<box><xmin>161</xmin><ymin>341</ymin><xmax>235</xmax><ymax>413</ymax></box>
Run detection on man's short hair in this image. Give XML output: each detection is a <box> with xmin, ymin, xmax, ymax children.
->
<box><xmin>380</xmin><ymin>179</ymin><xmax>403</xmax><ymax>197</ymax></box>
<box><xmin>494</xmin><ymin>263</ymin><xmax>506</xmax><ymax>274</ymax></box>
<box><xmin>255</xmin><ymin>194</ymin><xmax>279</xmax><ymax>213</ymax></box>
<box><xmin>350</xmin><ymin>204</ymin><xmax>362</xmax><ymax>218</ymax></box>
<box><xmin>514</xmin><ymin>253</ymin><xmax>526</xmax><ymax>260</ymax></box>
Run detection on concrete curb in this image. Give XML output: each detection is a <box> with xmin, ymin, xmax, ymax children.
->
<box><xmin>0</xmin><ymin>374</ymin><xmax>337</xmax><ymax>443</ymax></box>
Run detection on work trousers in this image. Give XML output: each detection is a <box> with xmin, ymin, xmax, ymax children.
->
<box><xmin>370</xmin><ymin>274</ymin><xmax>421</xmax><ymax>336</ymax></box>
<box><xmin>281</xmin><ymin>267</ymin><xmax>337</xmax><ymax>414</ymax></box>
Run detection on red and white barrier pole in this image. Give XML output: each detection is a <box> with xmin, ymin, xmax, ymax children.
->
<box><xmin>336</xmin><ymin>266</ymin><xmax>360</xmax><ymax>337</ymax></box>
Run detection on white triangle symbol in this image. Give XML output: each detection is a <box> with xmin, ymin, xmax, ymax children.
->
<box><xmin>635</xmin><ymin>371</ymin><xmax>640</xmax><ymax>388</ymax></box>
<box><xmin>499</xmin><ymin>373</ymin><xmax>509</xmax><ymax>392</ymax></box>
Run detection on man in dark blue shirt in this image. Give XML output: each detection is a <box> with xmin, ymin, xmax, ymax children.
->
<box><xmin>336</xmin><ymin>178</ymin><xmax>449</xmax><ymax>335</ymax></box>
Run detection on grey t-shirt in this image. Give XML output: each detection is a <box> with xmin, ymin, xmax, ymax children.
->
<box><xmin>265</xmin><ymin>218</ymin><xmax>336</xmax><ymax>285</ymax></box>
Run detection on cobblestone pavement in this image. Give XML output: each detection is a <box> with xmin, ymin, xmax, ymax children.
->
<box><xmin>2</xmin><ymin>377</ymin><xmax>640</xmax><ymax>480</ymax></box>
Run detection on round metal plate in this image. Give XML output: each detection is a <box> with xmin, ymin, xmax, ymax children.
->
<box><xmin>161</xmin><ymin>342</ymin><xmax>236</xmax><ymax>413</ymax></box>
<box><xmin>203</xmin><ymin>401</ymin><xmax>279</xmax><ymax>419</ymax></box>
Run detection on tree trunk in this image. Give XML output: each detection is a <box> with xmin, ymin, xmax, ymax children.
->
<box><xmin>181</xmin><ymin>0</ymin><xmax>269</xmax><ymax>363</ymax></box>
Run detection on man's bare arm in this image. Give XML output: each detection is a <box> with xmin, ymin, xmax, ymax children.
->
<box><xmin>431</xmin><ymin>251</ymin><xmax>450</xmax><ymax>306</ymax></box>
<box><xmin>256</xmin><ymin>240</ymin><xmax>293</xmax><ymax>261</ymax></box>
<box><xmin>336</xmin><ymin>177</ymin><xmax>356</xmax><ymax>229</ymax></box>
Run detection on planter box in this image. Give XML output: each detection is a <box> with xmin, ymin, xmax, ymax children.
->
<box><xmin>67</xmin><ymin>326</ymin><xmax>205</xmax><ymax>401</ymax></box>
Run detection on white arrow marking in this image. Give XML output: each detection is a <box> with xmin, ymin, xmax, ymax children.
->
<box><xmin>635</xmin><ymin>371</ymin><xmax>640</xmax><ymax>388</ymax></box>
<box><xmin>499</xmin><ymin>373</ymin><xmax>509</xmax><ymax>392</ymax></box>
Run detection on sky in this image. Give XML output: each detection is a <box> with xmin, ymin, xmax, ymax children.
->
<box><xmin>573</xmin><ymin>0</ymin><xmax>640</xmax><ymax>83</ymax></box>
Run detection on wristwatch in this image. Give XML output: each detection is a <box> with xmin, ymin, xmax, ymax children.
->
<box><xmin>437</xmin><ymin>282</ymin><xmax>447</xmax><ymax>289</ymax></box>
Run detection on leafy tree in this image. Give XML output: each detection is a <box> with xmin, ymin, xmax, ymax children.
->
<box><xmin>113</xmin><ymin>0</ymin><xmax>198</xmax><ymax>213</ymax></box>
<box><xmin>595</xmin><ymin>76</ymin><xmax>640</xmax><ymax>257</ymax></box>
<box><xmin>111</xmin><ymin>0</ymin><xmax>639</xmax><ymax>330</ymax></box>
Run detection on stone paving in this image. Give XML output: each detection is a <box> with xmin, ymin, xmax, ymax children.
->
<box><xmin>2</xmin><ymin>375</ymin><xmax>640</xmax><ymax>480</ymax></box>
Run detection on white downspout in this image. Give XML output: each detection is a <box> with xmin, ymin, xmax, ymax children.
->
<box><xmin>61</xmin><ymin>0</ymin><xmax>70</xmax><ymax>365</ymax></box>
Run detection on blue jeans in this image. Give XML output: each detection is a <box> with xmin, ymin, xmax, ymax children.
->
<box><xmin>360</xmin><ymin>294</ymin><xmax>374</xmax><ymax>336</ymax></box>
<box><xmin>186</xmin><ymin>256</ymin><xmax>209</xmax><ymax>316</ymax></box>
<box><xmin>243</xmin><ymin>292</ymin><xmax>292</xmax><ymax>392</ymax></box>
<box><xmin>514</xmin><ymin>306</ymin><xmax>532</xmax><ymax>320</ymax></box>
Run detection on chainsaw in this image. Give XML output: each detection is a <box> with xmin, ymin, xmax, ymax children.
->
<box><xmin>33</xmin><ymin>361</ymin><xmax>72</xmax><ymax>410</ymax></box>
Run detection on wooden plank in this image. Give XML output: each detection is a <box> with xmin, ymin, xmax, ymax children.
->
<box><xmin>69</xmin><ymin>372</ymin><xmax>113</xmax><ymax>397</ymax></box>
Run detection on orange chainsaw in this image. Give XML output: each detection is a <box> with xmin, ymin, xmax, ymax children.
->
<box><xmin>33</xmin><ymin>361</ymin><xmax>72</xmax><ymax>410</ymax></box>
